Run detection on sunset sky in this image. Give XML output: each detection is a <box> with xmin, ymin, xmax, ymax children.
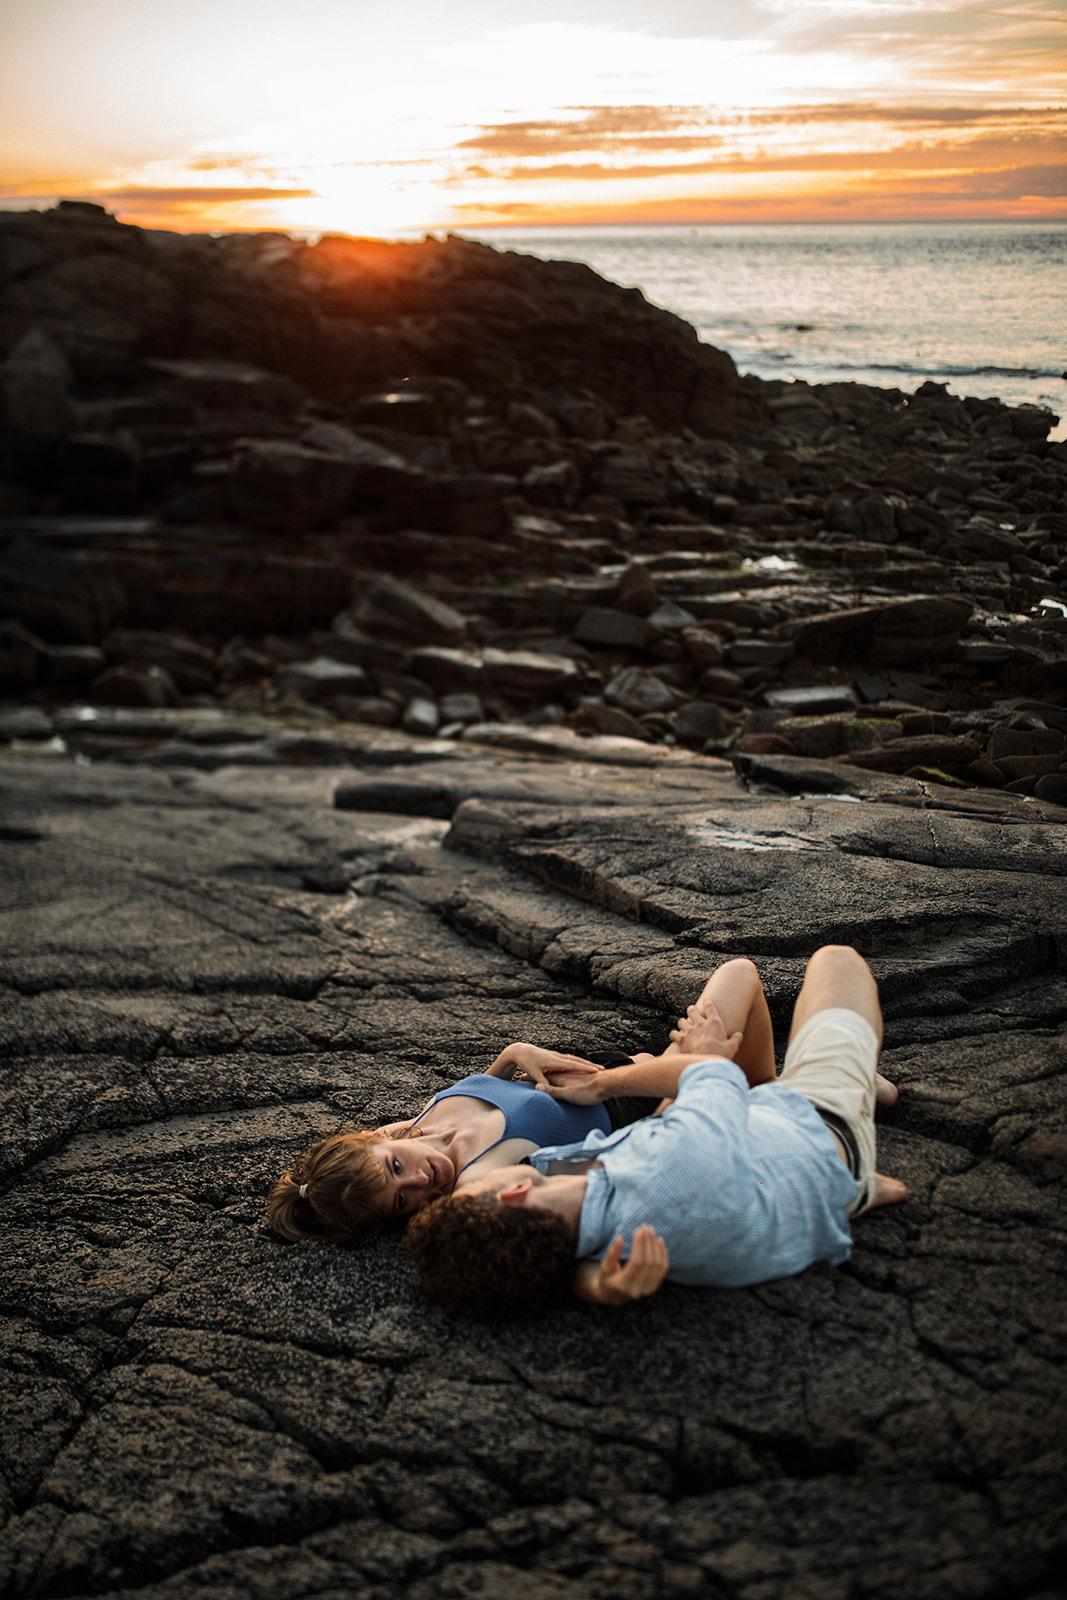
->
<box><xmin>1</xmin><ymin>0</ymin><xmax>1065</xmax><ymax>234</ymax></box>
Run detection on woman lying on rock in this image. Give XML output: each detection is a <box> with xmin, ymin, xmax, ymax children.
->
<box><xmin>405</xmin><ymin>947</ymin><xmax>906</xmax><ymax>1317</ymax></box>
<box><xmin>266</xmin><ymin>958</ymin><xmax>779</xmax><ymax>1245</ymax></box>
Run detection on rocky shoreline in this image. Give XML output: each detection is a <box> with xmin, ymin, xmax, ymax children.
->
<box><xmin>1</xmin><ymin>199</ymin><xmax>1066</xmax><ymax>799</ymax></box>
<box><xmin>1</xmin><ymin>202</ymin><xmax>1065</xmax><ymax>1600</ymax></box>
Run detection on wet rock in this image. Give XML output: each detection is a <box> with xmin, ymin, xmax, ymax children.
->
<box><xmin>351</xmin><ymin>389</ymin><xmax>441</xmax><ymax>433</ymax></box>
<box><xmin>103</xmin><ymin>630</ymin><xmax>216</xmax><ymax>693</ymax></box>
<box><xmin>573</xmin><ymin>607</ymin><xmax>651</xmax><ymax>650</ymax></box>
<box><xmin>439</xmin><ymin>692</ymin><xmax>484</xmax><ymax>725</ymax></box>
<box><xmin>786</xmin><ymin>597</ymin><xmax>973</xmax><ymax>667</ymax></box>
<box><xmin>613</xmin><ymin>563</ymin><xmax>659</xmax><ymax>616</ymax></box>
<box><xmin>777</xmin><ymin>714</ymin><xmax>887</xmax><ymax>759</ymax></box>
<box><xmin>228</xmin><ymin>439</ymin><xmax>356</xmax><ymax>533</ymax></box>
<box><xmin>845</xmin><ymin>733</ymin><xmax>982</xmax><ymax>773</ymax></box>
<box><xmin>597</xmin><ymin>450</ymin><xmax>669</xmax><ymax>507</ymax></box>
<box><xmin>680</xmin><ymin>627</ymin><xmax>725</xmax><ymax>672</ymax></box>
<box><xmin>407</xmin><ymin>647</ymin><xmax>484</xmax><ymax>691</ymax></box>
<box><xmin>1035</xmin><ymin>773</ymin><xmax>1067</xmax><ymax>804</ymax></box>
<box><xmin>38</xmin><ymin>642</ymin><xmax>106</xmax><ymax>683</ymax></box>
<box><xmin>604</xmin><ymin>668</ymin><xmax>682</xmax><ymax>717</ymax></box>
<box><xmin>987</xmin><ymin>725</ymin><xmax>1063</xmax><ymax>761</ymax></box>
<box><xmin>402</xmin><ymin>696</ymin><xmax>440</xmax><ymax>736</ymax></box>
<box><xmin>275</xmin><ymin>657</ymin><xmax>370</xmax><ymax>703</ymax></box>
<box><xmin>765</xmin><ymin>684</ymin><xmax>859</xmax><ymax>715</ymax></box>
<box><xmin>0</xmin><ymin>621</ymin><xmax>44</xmax><ymax>686</ymax></box>
<box><xmin>481</xmin><ymin>648</ymin><xmax>582</xmax><ymax>700</ymax></box>
<box><xmin>90</xmin><ymin>662</ymin><xmax>179</xmax><ymax>708</ymax></box>
<box><xmin>553</xmin><ymin>393</ymin><xmax>610</xmax><ymax>440</ymax></box>
<box><xmin>673</xmin><ymin>701</ymin><xmax>727</xmax><ymax>743</ymax></box>
<box><xmin>0</xmin><ymin>537</ymin><xmax>125</xmax><ymax>643</ymax></box>
<box><xmin>0</xmin><ymin>326</ymin><xmax>75</xmax><ymax>438</ymax></box>
<box><xmin>729</xmin><ymin>639</ymin><xmax>793</xmax><ymax>667</ymax></box>
<box><xmin>357</xmin><ymin>578</ymin><xmax>467</xmax><ymax>644</ymax></box>
<box><xmin>648</xmin><ymin>601</ymin><xmax>697</xmax><ymax>632</ymax></box>
<box><xmin>144</xmin><ymin>356</ymin><xmax>305</xmax><ymax>416</ymax></box>
<box><xmin>569</xmin><ymin>701</ymin><xmax>650</xmax><ymax>740</ymax></box>
<box><xmin>0</xmin><ymin>707</ymin><xmax>53</xmax><ymax>741</ymax></box>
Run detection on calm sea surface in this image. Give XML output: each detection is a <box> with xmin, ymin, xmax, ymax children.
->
<box><xmin>462</xmin><ymin>222</ymin><xmax>1067</xmax><ymax>440</ymax></box>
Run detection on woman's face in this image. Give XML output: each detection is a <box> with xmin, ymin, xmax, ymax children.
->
<box><xmin>368</xmin><ymin>1136</ymin><xmax>455</xmax><ymax>1219</ymax></box>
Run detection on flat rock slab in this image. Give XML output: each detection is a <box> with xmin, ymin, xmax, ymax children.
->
<box><xmin>0</xmin><ymin>739</ymin><xmax>1064</xmax><ymax>1600</ymax></box>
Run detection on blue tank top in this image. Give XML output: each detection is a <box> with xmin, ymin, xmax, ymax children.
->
<box><xmin>412</xmin><ymin>1074</ymin><xmax>611</xmax><ymax>1172</ymax></box>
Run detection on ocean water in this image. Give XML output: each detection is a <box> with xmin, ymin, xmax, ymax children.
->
<box><xmin>462</xmin><ymin>222</ymin><xmax>1067</xmax><ymax>440</ymax></box>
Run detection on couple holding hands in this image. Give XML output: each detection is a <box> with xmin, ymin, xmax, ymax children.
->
<box><xmin>268</xmin><ymin>947</ymin><xmax>907</xmax><ymax>1317</ymax></box>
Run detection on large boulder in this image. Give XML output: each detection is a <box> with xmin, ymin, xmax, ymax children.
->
<box><xmin>0</xmin><ymin>537</ymin><xmax>125</xmax><ymax>642</ymax></box>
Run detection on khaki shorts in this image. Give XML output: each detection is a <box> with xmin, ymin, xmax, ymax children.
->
<box><xmin>781</xmin><ymin>1006</ymin><xmax>879</xmax><ymax>1216</ymax></box>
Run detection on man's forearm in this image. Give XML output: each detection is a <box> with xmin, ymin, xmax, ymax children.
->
<box><xmin>590</xmin><ymin>1052</ymin><xmax>722</xmax><ymax>1102</ymax></box>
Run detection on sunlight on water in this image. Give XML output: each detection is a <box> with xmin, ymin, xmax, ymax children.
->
<box><xmin>465</xmin><ymin>223</ymin><xmax>1067</xmax><ymax>439</ymax></box>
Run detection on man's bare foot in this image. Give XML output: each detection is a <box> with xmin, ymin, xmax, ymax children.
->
<box><xmin>866</xmin><ymin>1172</ymin><xmax>908</xmax><ymax>1210</ymax></box>
<box><xmin>875</xmin><ymin>1073</ymin><xmax>898</xmax><ymax>1107</ymax></box>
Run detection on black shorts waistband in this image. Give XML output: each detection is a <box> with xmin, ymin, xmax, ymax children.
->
<box><xmin>814</xmin><ymin>1105</ymin><xmax>861</xmax><ymax>1179</ymax></box>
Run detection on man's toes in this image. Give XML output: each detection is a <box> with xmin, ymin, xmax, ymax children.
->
<box><xmin>875</xmin><ymin>1073</ymin><xmax>899</xmax><ymax>1107</ymax></box>
<box><xmin>869</xmin><ymin>1173</ymin><xmax>909</xmax><ymax>1210</ymax></box>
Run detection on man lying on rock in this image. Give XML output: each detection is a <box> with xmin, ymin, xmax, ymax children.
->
<box><xmin>404</xmin><ymin>946</ymin><xmax>907</xmax><ymax>1316</ymax></box>
<box><xmin>267</xmin><ymin>958</ymin><xmax>783</xmax><ymax>1243</ymax></box>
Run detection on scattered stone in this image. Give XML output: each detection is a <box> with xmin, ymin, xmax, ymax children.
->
<box><xmin>439</xmin><ymin>692</ymin><xmax>484</xmax><ymax>724</ymax></box>
<box><xmin>604</xmin><ymin>667</ymin><xmax>682</xmax><ymax>716</ymax></box>
<box><xmin>358</xmin><ymin>577</ymin><xmax>467</xmax><ymax>644</ymax></box>
<box><xmin>987</xmin><ymin>725</ymin><xmax>1063</xmax><ymax>761</ymax></box>
<box><xmin>228</xmin><ymin>439</ymin><xmax>356</xmax><ymax>533</ymax></box>
<box><xmin>104</xmin><ymin>629</ymin><xmax>216</xmax><ymax>693</ymax></box>
<box><xmin>569</xmin><ymin>701</ymin><xmax>650</xmax><ymax>740</ymax></box>
<box><xmin>0</xmin><ymin>536</ymin><xmax>125</xmax><ymax>643</ymax></box>
<box><xmin>0</xmin><ymin>707</ymin><xmax>53</xmax><ymax>740</ymax></box>
<box><xmin>0</xmin><ymin>326</ymin><xmax>75</xmax><ymax>437</ymax></box>
<box><xmin>680</xmin><ymin>627</ymin><xmax>725</xmax><ymax>672</ymax></box>
<box><xmin>647</xmin><ymin>601</ymin><xmax>697</xmax><ymax>632</ymax></box>
<box><xmin>573</xmin><ymin>607</ymin><xmax>651</xmax><ymax>650</ymax></box>
<box><xmin>845</xmin><ymin>733</ymin><xmax>982</xmax><ymax>772</ymax></box>
<box><xmin>1034</xmin><ymin>773</ymin><xmax>1067</xmax><ymax>805</ymax></box>
<box><xmin>729</xmin><ymin>638</ymin><xmax>794</xmax><ymax>667</ymax></box>
<box><xmin>401</xmin><ymin>696</ymin><xmax>440</xmax><ymax>735</ymax></box>
<box><xmin>90</xmin><ymin>662</ymin><xmax>179</xmax><ymax>708</ymax></box>
<box><xmin>275</xmin><ymin>657</ymin><xmax>370</xmax><ymax>703</ymax></box>
<box><xmin>674</xmin><ymin>701</ymin><xmax>727</xmax><ymax>743</ymax></box>
<box><xmin>765</xmin><ymin>684</ymin><xmax>859</xmax><ymax>715</ymax></box>
<box><xmin>481</xmin><ymin>648</ymin><xmax>581</xmax><ymax>699</ymax></box>
<box><xmin>613</xmin><ymin>563</ymin><xmax>659</xmax><ymax>615</ymax></box>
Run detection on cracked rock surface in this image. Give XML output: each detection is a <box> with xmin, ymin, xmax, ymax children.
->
<box><xmin>1</xmin><ymin>730</ymin><xmax>1064</xmax><ymax>1600</ymax></box>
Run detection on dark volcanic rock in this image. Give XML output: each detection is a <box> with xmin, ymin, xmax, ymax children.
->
<box><xmin>1</xmin><ymin>203</ymin><xmax>1066</xmax><ymax>1600</ymax></box>
<box><xmin>0</xmin><ymin>737</ymin><xmax>1063</xmax><ymax>1600</ymax></box>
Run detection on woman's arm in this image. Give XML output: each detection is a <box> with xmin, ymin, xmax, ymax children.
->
<box><xmin>485</xmin><ymin>1043</ymin><xmax>605</xmax><ymax>1086</ymax></box>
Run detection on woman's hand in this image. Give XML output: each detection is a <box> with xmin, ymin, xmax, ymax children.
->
<box><xmin>586</xmin><ymin>1227</ymin><xmax>670</xmax><ymax>1306</ymax></box>
<box><xmin>507</xmin><ymin>1044</ymin><xmax>605</xmax><ymax>1089</ymax></box>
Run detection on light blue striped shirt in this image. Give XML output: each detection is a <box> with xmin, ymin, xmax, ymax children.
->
<box><xmin>529</xmin><ymin>1059</ymin><xmax>859</xmax><ymax>1287</ymax></box>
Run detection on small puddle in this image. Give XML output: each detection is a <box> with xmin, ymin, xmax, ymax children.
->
<box><xmin>741</xmin><ymin>554</ymin><xmax>801</xmax><ymax>574</ymax></box>
<box><xmin>687</xmin><ymin>820</ymin><xmax>828</xmax><ymax>852</ymax></box>
<box><xmin>796</xmin><ymin>791</ymin><xmax>864</xmax><ymax>803</ymax></box>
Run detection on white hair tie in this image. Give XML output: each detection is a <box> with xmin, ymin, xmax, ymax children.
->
<box><xmin>298</xmin><ymin>1183</ymin><xmax>309</xmax><ymax>1200</ymax></box>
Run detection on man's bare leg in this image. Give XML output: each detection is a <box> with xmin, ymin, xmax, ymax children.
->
<box><xmin>788</xmin><ymin>945</ymin><xmax>906</xmax><ymax>1207</ymax></box>
<box><xmin>669</xmin><ymin>957</ymin><xmax>776</xmax><ymax>1087</ymax></box>
<box><xmin>788</xmin><ymin>945</ymin><xmax>898</xmax><ymax>1106</ymax></box>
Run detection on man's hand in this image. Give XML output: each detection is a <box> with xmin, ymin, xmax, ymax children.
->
<box><xmin>585</xmin><ymin>1227</ymin><xmax>670</xmax><ymax>1306</ymax></box>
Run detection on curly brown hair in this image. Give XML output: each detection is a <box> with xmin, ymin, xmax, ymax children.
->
<box><xmin>266</xmin><ymin>1130</ymin><xmax>387</xmax><ymax>1244</ymax></box>
<box><xmin>405</xmin><ymin>1193</ymin><xmax>574</xmax><ymax>1320</ymax></box>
